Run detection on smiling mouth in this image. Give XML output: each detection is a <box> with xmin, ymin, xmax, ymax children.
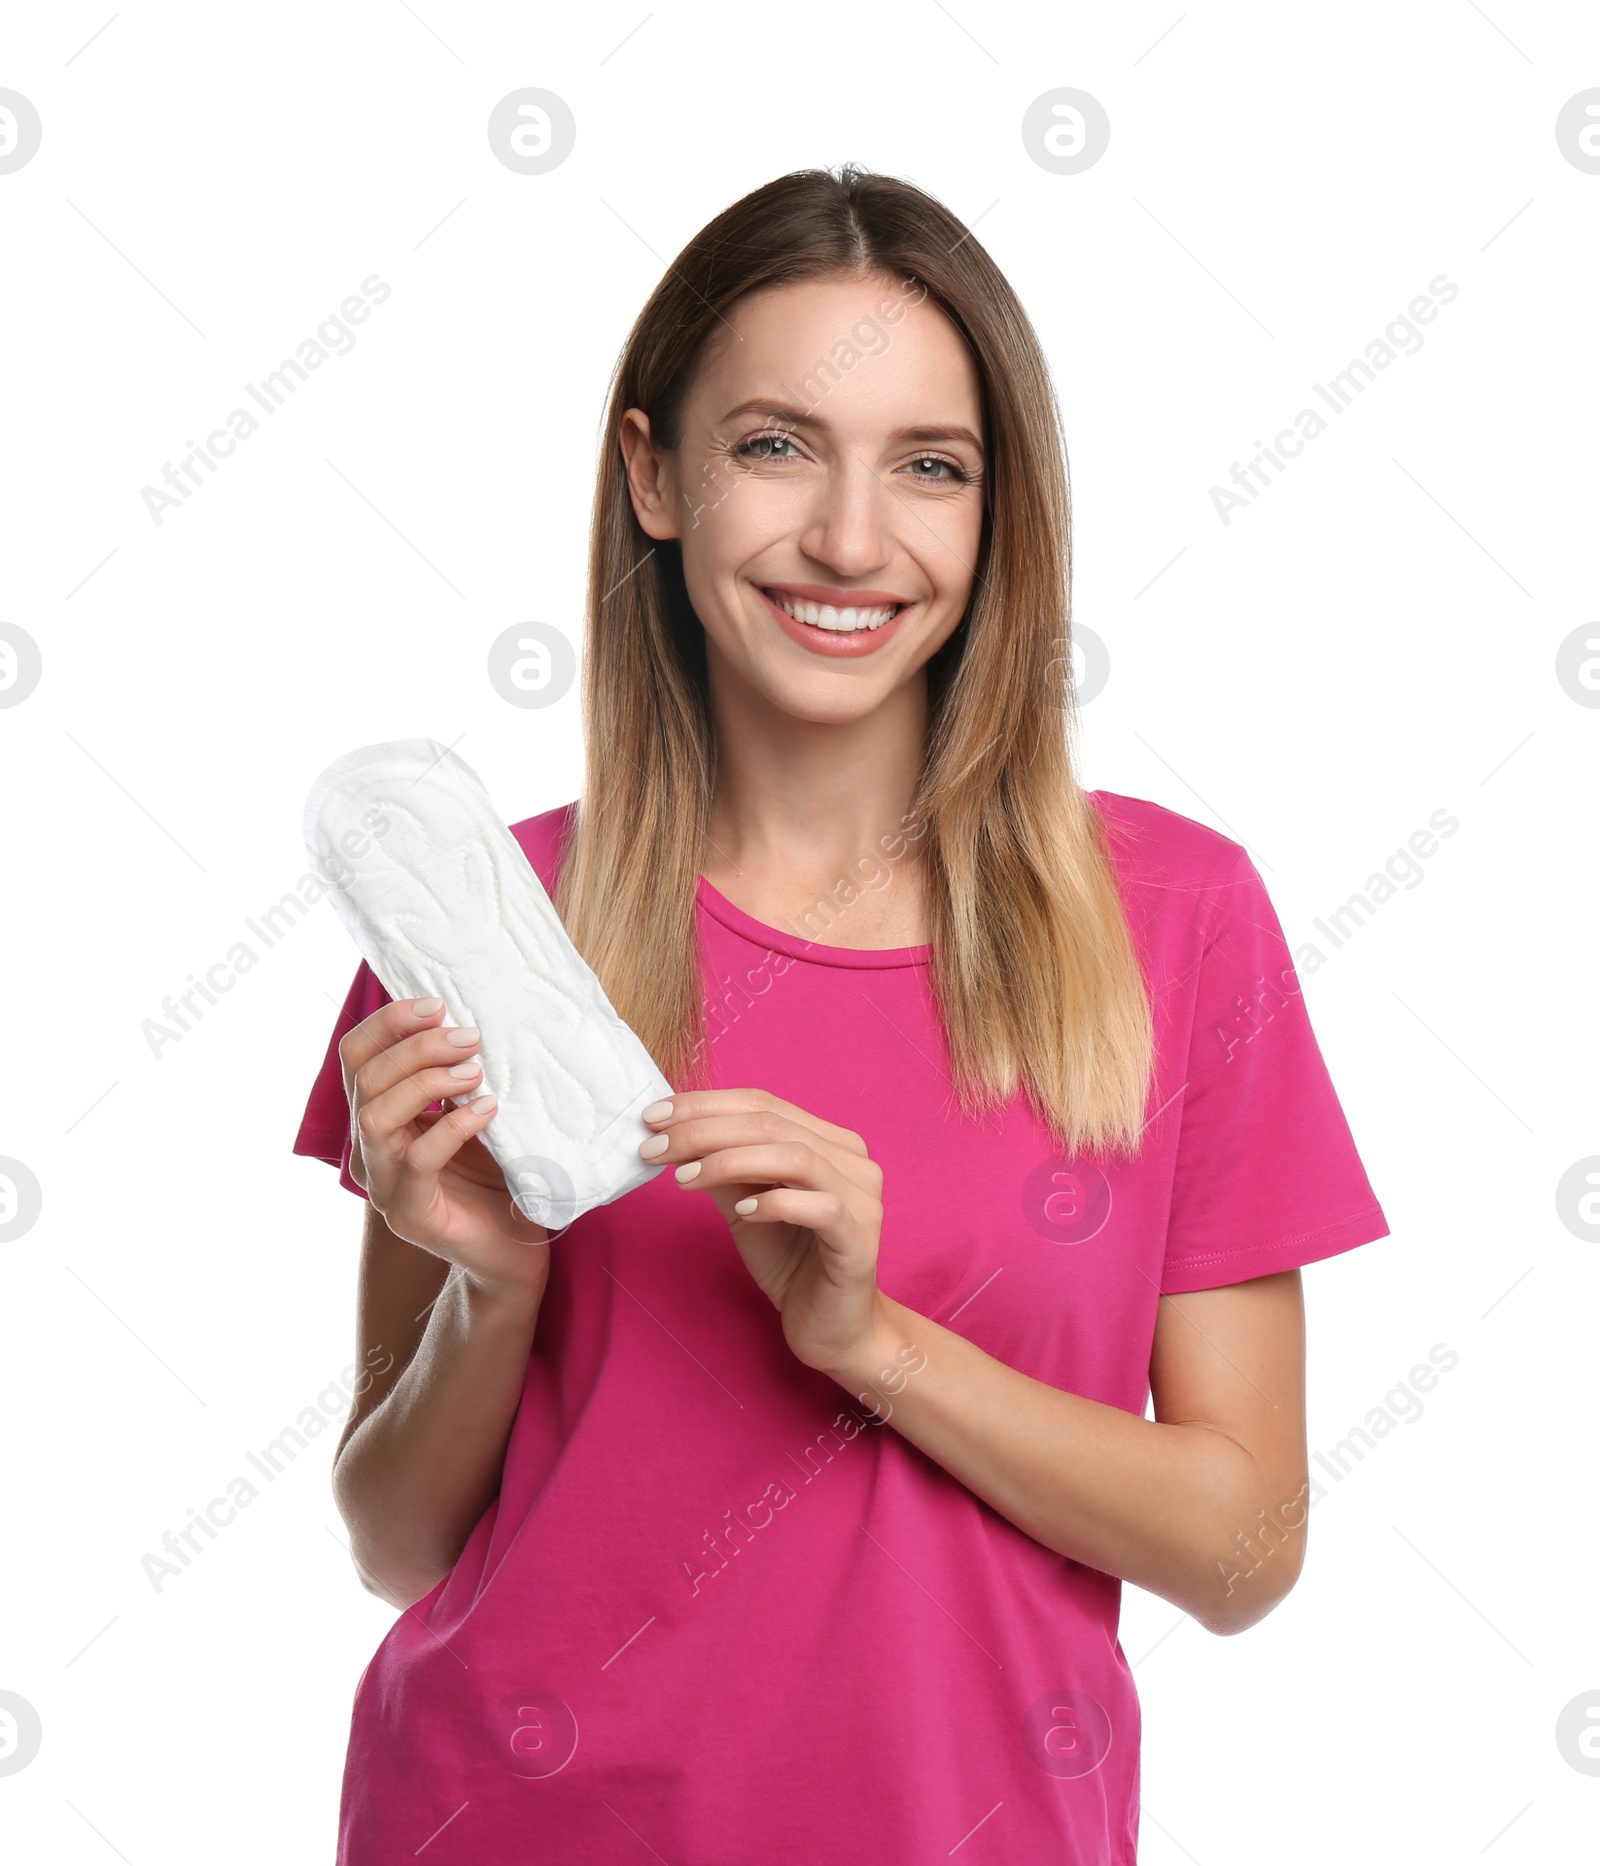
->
<box><xmin>760</xmin><ymin>587</ymin><xmax>908</xmax><ymax>633</ymax></box>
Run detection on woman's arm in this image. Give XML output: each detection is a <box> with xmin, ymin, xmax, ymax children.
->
<box><xmin>640</xmin><ymin>1085</ymin><xmax>1311</xmax><ymax>1637</ymax></box>
<box><xmin>826</xmin><ymin>1269</ymin><xmax>1309</xmax><ymax>1638</ymax></box>
<box><xmin>332</xmin><ymin>1205</ymin><xmax>543</xmax><ymax>1610</ymax></box>
<box><xmin>326</xmin><ymin>997</ymin><xmax>553</xmax><ymax>1610</ymax></box>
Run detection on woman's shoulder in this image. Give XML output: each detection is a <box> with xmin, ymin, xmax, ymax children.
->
<box><xmin>1087</xmin><ymin>787</ymin><xmax>1253</xmax><ymax>905</ymax></box>
<box><xmin>508</xmin><ymin>798</ymin><xmax>580</xmax><ymax>895</ymax></box>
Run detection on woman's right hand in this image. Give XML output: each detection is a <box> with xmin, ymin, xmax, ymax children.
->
<box><xmin>339</xmin><ymin>995</ymin><xmax>551</xmax><ymax>1300</ymax></box>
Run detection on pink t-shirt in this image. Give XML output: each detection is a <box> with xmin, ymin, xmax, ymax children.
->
<box><xmin>293</xmin><ymin>790</ymin><xmax>1388</xmax><ymax>1865</ymax></box>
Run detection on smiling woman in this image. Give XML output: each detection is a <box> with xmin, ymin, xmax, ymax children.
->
<box><xmin>293</xmin><ymin>162</ymin><xmax>1390</xmax><ymax>1866</ymax></box>
<box><xmin>568</xmin><ymin>181</ymin><xmax>1158</xmax><ymax>1144</ymax></box>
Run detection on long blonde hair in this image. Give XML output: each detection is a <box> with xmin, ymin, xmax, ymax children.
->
<box><xmin>555</xmin><ymin>163</ymin><xmax>1154</xmax><ymax>1157</ymax></box>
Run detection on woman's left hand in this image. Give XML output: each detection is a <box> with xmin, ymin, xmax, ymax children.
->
<box><xmin>638</xmin><ymin>1088</ymin><xmax>885</xmax><ymax>1376</ymax></box>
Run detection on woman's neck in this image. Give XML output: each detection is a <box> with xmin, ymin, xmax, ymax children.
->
<box><xmin>700</xmin><ymin>650</ymin><xmax>932</xmax><ymax>949</ymax></box>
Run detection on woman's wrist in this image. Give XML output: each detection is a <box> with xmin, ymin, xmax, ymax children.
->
<box><xmin>460</xmin><ymin>1264</ymin><xmax>547</xmax><ymax>1331</ymax></box>
<box><xmin>820</xmin><ymin>1292</ymin><xmax>926</xmax><ymax>1409</ymax></box>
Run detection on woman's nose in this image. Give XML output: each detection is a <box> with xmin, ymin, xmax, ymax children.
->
<box><xmin>798</xmin><ymin>456</ymin><xmax>894</xmax><ymax>572</ymax></box>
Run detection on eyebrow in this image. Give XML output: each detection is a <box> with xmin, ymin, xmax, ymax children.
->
<box><xmin>719</xmin><ymin>397</ymin><xmax>984</xmax><ymax>453</ymax></box>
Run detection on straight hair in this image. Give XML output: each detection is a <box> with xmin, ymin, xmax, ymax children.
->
<box><xmin>555</xmin><ymin>163</ymin><xmax>1154</xmax><ymax>1157</ymax></box>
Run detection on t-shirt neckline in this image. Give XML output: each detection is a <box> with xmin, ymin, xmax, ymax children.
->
<box><xmin>695</xmin><ymin>874</ymin><xmax>932</xmax><ymax>969</ymax></box>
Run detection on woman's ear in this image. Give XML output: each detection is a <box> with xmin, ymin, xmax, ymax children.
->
<box><xmin>619</xmin><ymin>408</ymin><xmax>681</xmax><ymax>542</ymax></box>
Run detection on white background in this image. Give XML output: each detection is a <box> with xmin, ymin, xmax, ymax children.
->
<box><xmin>2</xmin><ymin>2</ymin><xmax>1596</xmax><ymax>1859</ymax></box>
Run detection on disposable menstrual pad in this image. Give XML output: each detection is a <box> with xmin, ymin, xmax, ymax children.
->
<box><xmin>302</xmin><ymin>738</ymin><xmax>673</xmax><ymax>1229</ymax></box>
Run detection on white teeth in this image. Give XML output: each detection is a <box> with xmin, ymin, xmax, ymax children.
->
<box><xmin>767</xmin><ymin>592</ymin><xmax>900</xmax><ymax>632</ymax></box>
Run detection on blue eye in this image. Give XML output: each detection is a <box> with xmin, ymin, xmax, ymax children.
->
<box><xmin>733</xmin><ymin>433</ymin><xmax>798</xmax><ymax>462</ymax></box>
<box><xmin>907</xmin><ymin>454</ymin><xmax>968</xmax><ymax>482</ymax></box>
<box><xmin>731</xmin><ymin>436</ymin><xmax>970</xmax><ymax>483</ymax></box>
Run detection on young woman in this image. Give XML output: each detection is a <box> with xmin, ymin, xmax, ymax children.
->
<box><xmin>295</xmin><ymin>164</ymin><xmax>1389</xmax><ymax>1865</ymax></box>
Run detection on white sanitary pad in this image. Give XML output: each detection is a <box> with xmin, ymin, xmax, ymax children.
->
<box><xmin>302</xmin><ymin>737</ymin><xmax>673</xmax><ymax>1230</ymax></box>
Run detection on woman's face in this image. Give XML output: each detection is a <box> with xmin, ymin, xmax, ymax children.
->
<box><xmin>621</xmin><ymin>271</ymin><xmax>986</xmax><ymax>725</ymax></box>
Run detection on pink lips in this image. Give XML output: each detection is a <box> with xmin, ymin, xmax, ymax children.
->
<box><xmin>756</xmin><ymin>584</ymin><xmax>912</xmax><ymax>659</ymax></box>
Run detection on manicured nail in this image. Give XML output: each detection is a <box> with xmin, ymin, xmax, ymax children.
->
<box><xmin>639</xmin><ymin>1132</ymin><xmax>670</xmax><ymax>1158</ymax></box>
<box><xmin>446</xmin><ymin>1026</ymin><xmax>482</xmax><ymax>1047</ymax></box>
<box><xmin>734</xmin><ymin>1197</ymin><xmax>758</xmax><ymax>1215</ymax></box>
<box><xmin>470</xmin><ymin>1094</ymin><xmax>497</xmax><ymax>1115</ymax></box>
<box><xmin>413</xmin><ymin>997</ymin><xmax>444</xmax><ymax>1016</ymax></box>
<box><xmin>642</xmin><ymin>1099</ymin><xmax>674</xmax><ymax>1123</ymax></box>
<box><xmin>448</xmin><ymin>1059</ymin><xmax>482</xmax><ymax>1078</ymax></box>
<box><xmin>674</xmin><ymin>1161</ymin><xmax>701</xmax><ymax>1183</ymax></box>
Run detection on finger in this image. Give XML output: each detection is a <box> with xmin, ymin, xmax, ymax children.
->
<box><xmin>351</xmin><ymin>1020</ymin><xmax>485</xmax><ymax>1109</ymax></box>
<box><xmin>377</xmin><ymin>1091</ymin><xmax>501</xmax><ymax>1210</ymax></box>
<box><xmin>356</xmin><ymin>1030</ymin><xmax>485</xmax><ymax>1127</ymax></box>
<box><xmin>354</xmin><ymin>1049</ymin><xmax>491</xmax><ymax>1164</ymax></box>
<box><xmin>338</xmin><ymin>996</ymin><xmax>450</xmax><ymax>1097</ymax></box>
<box><xmin>724</xmin><ymin>1185</ymin><xmax>876</xmax><ymax>1270</ymax></box>
<box><xmin>730</xmin><ymin>1187</ymin><xmax>844</xmax><ymax>1230</ymax></box>
<box><xmin>642</xmin><ymin>1088</ymin><xmax>868</xmax><ymax>1159</ymax></box>
<box><xmin>412</xmin><ymin>1110</ymin><xmax>511</xmax><ymax>1187</ymax></box>
<box><xmin>672</xmin><ymin>1139</ymin><xmax>856</xmax><ymax>1205</ymax></box>
<box><xmin>354</xmin><ymin>1048</ymin><xmax>494</xmax><ymax>1205</ymax></box>
<box><xmin>646</xmin><ymin>1109</ymin><xmax>878</xmax><ymax>1193</ymax></box>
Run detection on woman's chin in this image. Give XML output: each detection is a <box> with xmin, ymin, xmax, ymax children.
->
<box><xmin>725</xmin><ymin>658</ymin><xmax>898</xmax><ymax>727</ymax></box>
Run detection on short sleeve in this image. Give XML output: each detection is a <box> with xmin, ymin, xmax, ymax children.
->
<box><xmin>1160</xmin><ymin>849</ymin><xmax>1390</xmax><ymax>1293</ymax></box>
<box><xmin>290</xmin><ymin>958</ymin><xmax>396</xmax><ymax>1201</ymax></box>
